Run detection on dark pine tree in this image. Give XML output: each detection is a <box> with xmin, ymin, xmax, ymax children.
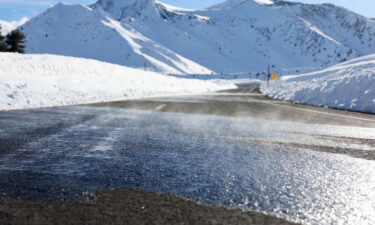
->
<box><xmin>0</xmin><ymin>25</ymin><xmax>8</xmax><ymax>52</ymax></box>
<box><xmin>5</xmin><ymin>29</ymin><xmax>26</xmax><ymax>53</ymax></box>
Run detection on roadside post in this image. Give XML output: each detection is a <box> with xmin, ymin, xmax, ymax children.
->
<box><xmin>267</xmin><ymin>65</ymin><xmax>278</xmax><ymax>87</ymax></box>
<box><xmin>267</xmin><ymin>64</ymin><xmax>270</xmax><ymax>87</ymax></box>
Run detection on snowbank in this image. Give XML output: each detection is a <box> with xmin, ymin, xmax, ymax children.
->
<box><xmin>0</xmin><ymin>53</ymin><xmax>235</xmax><ymax>111</ymax></box>
<box><xmin>261</xmin><ymin>54</ymin><xmax>375</xmax><ymax>114</ymax></box>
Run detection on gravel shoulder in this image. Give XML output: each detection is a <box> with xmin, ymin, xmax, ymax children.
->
<box><xmin>0</xmin><ymin>188</ymin><xmax>297</xmax><ymax>225</ymax></box>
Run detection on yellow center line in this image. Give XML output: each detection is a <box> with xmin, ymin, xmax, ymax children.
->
<box><xmin>155</xmin><ymin>104</ymin><xmax>167</xmax><ymax>111</ymax></box>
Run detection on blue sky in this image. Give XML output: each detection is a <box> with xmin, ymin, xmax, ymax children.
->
<box><xmin>0</xmin><ymin>0</ymin><xmax>374</xmax><ymax>21</ymax></box>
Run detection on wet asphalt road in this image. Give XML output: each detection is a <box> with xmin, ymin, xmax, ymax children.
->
<box><xmin>0</xmin><ymin>86</ymin><xmax>375</xmax><ymax>225</ymax></box>
<box><xmin>91</xmin><ymin>85</ymin><xmax>375</xmax><ymax>160</ymax></box>
<box><xmin>92</xmin><ymin>86</ymin><xmax>375</xmax><ymax>129</ymax></box>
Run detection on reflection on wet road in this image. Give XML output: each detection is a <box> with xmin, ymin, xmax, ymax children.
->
<box><xmin>0</xmin><ymin>105</ymin><xmax>374</xmax><ymax>225</ymax></box>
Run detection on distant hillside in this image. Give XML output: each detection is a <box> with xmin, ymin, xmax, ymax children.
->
<box><xmin>0</xmin><ymin>18</ymin><xmax>28</xmax><ymax>35</ymax></box>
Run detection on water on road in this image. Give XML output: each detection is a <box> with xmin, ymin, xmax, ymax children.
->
<box><xmin>0</xmin><ymin>106</ymin><xmax>374</xmax><ymax>224</ymax></box>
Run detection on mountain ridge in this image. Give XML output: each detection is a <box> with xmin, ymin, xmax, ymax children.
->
<box><xmin>20</xmin><ymin>0</ymin><xmax>375</xmax><ymax>74</ymax></box>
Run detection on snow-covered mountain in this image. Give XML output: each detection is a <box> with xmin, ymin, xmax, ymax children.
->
<box><xmin>21</xmin><ymin>0</ymin><xmax>375</xmax><ymax>74</ymax></box>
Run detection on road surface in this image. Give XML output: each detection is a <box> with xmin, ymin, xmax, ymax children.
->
<box><xmin>92</xmin><ymin>85</ymin><xmax>375</xmax><ymax>160</ymax></box>
<box><xmin>0</xmin><ymin>86</ymin><xmax>374</xmax><ymax>225</ymax></box>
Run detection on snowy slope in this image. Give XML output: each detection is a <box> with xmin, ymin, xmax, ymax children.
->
<box><xmin>261</xmin><ymin>54</ymin><xmax>375</xmax><ymax>114</ymax></box>
<box><xmin>0</xmin><ymin>53</ymin><xmax>235</xmax><ymax>111</ymax></box>
<box><xmin>0</xmin><ymin>18</ymin><xmax>28</xmax><ymax>35</ymax></box>
<box><xmin>21</xmin><ymin>0</ymin><xmax>375</xmax><ymax>74</ymax></box>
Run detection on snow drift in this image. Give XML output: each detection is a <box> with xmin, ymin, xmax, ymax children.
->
<box><xmin>0</xmin><ymin>53</ymin><xmax>235</xmax><ymax>111</ymax></box>
<box><xmin>261</xmin><ymin>54</ymin><xmax>375</xmax><ymax>114</ymax></box>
